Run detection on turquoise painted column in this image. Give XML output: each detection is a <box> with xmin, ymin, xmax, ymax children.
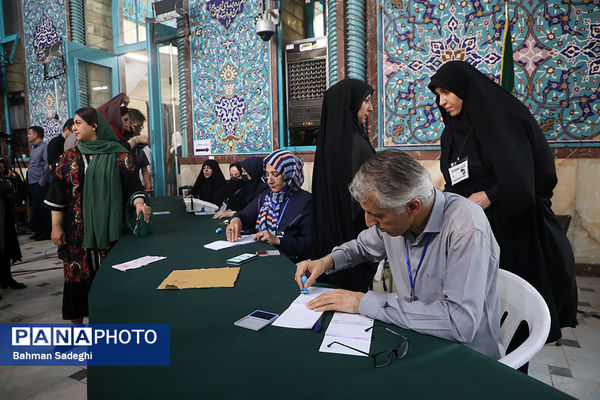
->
<box><xmin>69</xmin><ymin>0</ymin><xmax>86</xmax><ymax>44</ymax></box>
<box><xmin>346</xmin><ymin>0</ymin><xmax>366</xmax><ymax>80</ymax></box>
<box><xmin>326</xmin><ymin>0</ymin><xmax>337</xmax><ymax>85</ymax></box>
<box><xmin>306</xmin><ymin>1</ymin><xmax>315</xmax><ymax>38</ymax></box>
<box><xmin>276</xmin><ymin>0</ymin><xmax>285</xmax><ymax>149</ymax></box>
<box><xmin>176</xmin><ymin>18</ymin><xmax>187</xmax><ymax>157</ymax></box>
<box><xmin>146</xmin><ymin>21</ymin><xmax>166</xmax><ymax>196</ymax></box>
<box><xmin>70</xmin><ymin>0</ymin><xmax>88</xmax><ymax>107</ymax></box>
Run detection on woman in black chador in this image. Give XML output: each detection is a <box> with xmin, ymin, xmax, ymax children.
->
<box><xmin>311</xmin><ymin>78</ymin><xmax>377</xmax><ymax>292</ymax></box>
<box><xmin>428</xmin><ymin>60</ymin><xmax>577</xmax><ymax>344</ymax></box>
<box><xmin>187</xmin><ymin>159</ymin><xmax>226</xmax><ymax>206</ymax></box>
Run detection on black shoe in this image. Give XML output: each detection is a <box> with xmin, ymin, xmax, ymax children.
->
<box><xmin>6</xmin><ymin>279</ymin><xmax>26</xmax><ymax>289</ymax></box>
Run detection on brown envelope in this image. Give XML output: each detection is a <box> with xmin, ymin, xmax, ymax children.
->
<box><xmin>157</xmin><ymin>267</ymin><xmax>240</xmax><ymax>290</ymax></box>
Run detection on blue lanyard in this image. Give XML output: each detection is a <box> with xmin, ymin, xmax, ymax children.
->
<box><xmin>404</xmin><ymin>233</ymin><xmax>431</xmax><ymax>301</ymax></box>
<box><xmin>276</xmin><ymin>198</ymin><xmax>290</xmax><ymax>229</ymax></box>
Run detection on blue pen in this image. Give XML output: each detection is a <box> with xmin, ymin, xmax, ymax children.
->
<box><xmin>314</xmin><ymin>314</ymin><xmax>323</xmax><ymax>332</ymax></box>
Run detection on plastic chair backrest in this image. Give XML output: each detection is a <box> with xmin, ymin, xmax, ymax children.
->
<box><xmin>497</xmin><ymin>269</ymin><xmax>551</xmax><ymax>369</ymax></box>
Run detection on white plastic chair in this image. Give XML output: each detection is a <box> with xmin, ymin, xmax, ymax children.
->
<box><xmin>497</xmin><ymin>269</ymin><xmax>551</xmax><ymax>369</ymax></box>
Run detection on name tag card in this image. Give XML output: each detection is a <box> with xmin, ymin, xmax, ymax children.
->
<box><xmin>448</xmin><ymin>158</ymin><xmax>469</xmax><ymax>186</ymax></box>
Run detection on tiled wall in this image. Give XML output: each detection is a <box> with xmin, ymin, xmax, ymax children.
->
<box><xmin>22</xmin><ymin>0</ymin><xmax>69</xmax><ymax>141</ymax></box>
<box><xmin>380</xmin><ymin>0</ymin><xmax>600</xmax><ymax>147</ymax></box>
<box><xmin>188</xmin><ymin>0</ymin><xmax>274</xmax><ymax>155</ymax></box>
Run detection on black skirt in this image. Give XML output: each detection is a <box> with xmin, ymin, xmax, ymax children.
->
<box><xmin>62</xmin><ymin>273</ymin><xmax>96</xmax><ymax>320</ymax></box>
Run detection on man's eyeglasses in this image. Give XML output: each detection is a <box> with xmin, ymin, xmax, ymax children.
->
<box><xmin>326</xmin><ymin>325</ymin><xmax>409</xmax><ymax>368</ymax></box>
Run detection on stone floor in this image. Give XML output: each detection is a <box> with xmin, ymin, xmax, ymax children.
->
<box><xmin>1</xmin><ymin>235</ymin><xmax>599</xmax><ymax>399</ymax></box>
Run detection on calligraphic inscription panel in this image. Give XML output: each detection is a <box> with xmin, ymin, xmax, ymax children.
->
<box><xmin>190</xmin><ymin>0</ymin><xmax>273</xmax><ymax>155</ymax></box>
<box><xmin>22</xmin><ymin>0</ymin><xmax>69</xmax><ymax>141</ymax></box>
<box><xmin>381</xmin><ymin>0</ymin><xmax>600</xmax><ymax>148</ymax></box>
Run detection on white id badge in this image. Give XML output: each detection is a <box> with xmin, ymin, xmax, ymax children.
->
<box><xmin>448</xmin><ymin>158</ymin><xmax>469</xmax><ymax>185</ymax></box>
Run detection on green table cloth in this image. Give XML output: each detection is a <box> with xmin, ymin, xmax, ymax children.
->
<box><xmin>88</xmin><ymin>197</ymin><xmax>572</xmax><ymax>400</ymax></box>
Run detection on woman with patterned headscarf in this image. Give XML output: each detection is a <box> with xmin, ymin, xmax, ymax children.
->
<box><xmin>44</xmin><ymin>107</ymin><xmax>151</xmax><ymax>323</ymax></box>
<box><xmin>227</xmin><ymin>150</ymin><xmax>311</xmax><ymax>262</ymax></box>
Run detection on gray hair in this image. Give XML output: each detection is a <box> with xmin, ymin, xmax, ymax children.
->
<box><xmin>349</xmin><ymin>149</ymin><xmax>435</xmax><ymax>213</ymax></box>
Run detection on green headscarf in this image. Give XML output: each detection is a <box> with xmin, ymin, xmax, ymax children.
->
<box><xmin>77</xmin><ymin>110</ymin><xmax>129</xmax><ymax>250</ymax></box>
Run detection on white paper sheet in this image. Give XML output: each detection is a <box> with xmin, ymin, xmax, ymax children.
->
<box><xmin>204</xmin><ymin>235</ymin><xmax>254</xmax><ymax>250</ymax></box>
<box><xmin>272</xmin><ymin>287</ymin><xmax>335</xmax><ymax>329</ymax></box>
<box><xmin>319</xmin><ymin>312</ymin><xmax>373</xmax><ymax>357</ymax></box>
<box><xmin>111</xmin><ymin>256</ymin><xmax>167</xmax><ymax>272</ymax></box>
<box><xmin>184</xmin><ymin>198</ymin><xmax>218</xmax><ymax>214</ymax></box>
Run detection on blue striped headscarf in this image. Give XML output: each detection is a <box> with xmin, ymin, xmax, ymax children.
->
<box><xmin>256</xmin><ymin>150</ymin><xmax>304</xmax><ymax>234</ymax></box>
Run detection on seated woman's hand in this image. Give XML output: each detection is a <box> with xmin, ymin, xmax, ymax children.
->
<box><xmin>213</xmin><ymin>210</ymin><xmax>235</xmax><ymax>219</ymax></box>
<box><xmin>226</xmin><ymin>217</ymin><xmax>242</xmax><ymax>242</ymax></box>
<box><xmin>253</xmin><ymin>230</ymin><xmax>280</xmax><ymax>246</ymax></box>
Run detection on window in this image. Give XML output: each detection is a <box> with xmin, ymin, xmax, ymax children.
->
<box><xmin>77</xmin><ymin>61</ymin><xmax>112</xmax><ymax>108</ymax></box>
<box><xmin>118</xmin><ymin>0</ymin><xmax>153</xmax><ymax>47</ymax></box>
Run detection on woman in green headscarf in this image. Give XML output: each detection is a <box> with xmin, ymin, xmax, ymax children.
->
<box><xmin>45</xmin><ymin>107</ymin><xmax>151</xmax><ymax>323</ymax></box>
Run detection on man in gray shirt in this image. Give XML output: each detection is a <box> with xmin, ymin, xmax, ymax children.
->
<box><xmin>26</xmin><ymin>126</ymin><xmax>51</xmax><ymax>240</ymax></box>
<box><xmin>296</xmin><ymin>149</ymin><xmax>502</xmax><ymax>359</ymax></box>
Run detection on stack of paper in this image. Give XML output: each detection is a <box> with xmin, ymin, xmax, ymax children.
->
<box><xmin>272</xmin><ymin>287</ymin><xmax>335</xmax><ymax>329</ymax></box>
<box><xmin>319</xmin><ymin>312</ymin><xmax>374</xmax><ymax>357</ymax></box>
<box><xmin>112</xmin><ymin>256</ymin><xmax>167</xmax><ymax>272</ymax></box>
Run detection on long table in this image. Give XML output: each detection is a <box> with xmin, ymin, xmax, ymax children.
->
<box><xmin>88</xmin><ymin>197</ymin><xmax>572</xmax><ymax>399</ymax></box>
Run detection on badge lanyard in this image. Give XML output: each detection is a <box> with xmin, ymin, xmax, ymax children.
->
<box><xmin>448</xmin><ymin>120</ymin><xmax>475</xmax><ymax>164</ymax></box>
<box><xmin>404</xmin><ymin>233</ymin><xmax>431</xmax><ymax>302</ymax></box>
<box><xmin>276</xmin><ymin>198</ymin><xmax>290</xmax><ymax>230</ymax></box>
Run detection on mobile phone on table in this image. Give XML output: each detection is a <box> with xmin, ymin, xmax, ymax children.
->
<box><xmin>226</xmin><ymin>253</ymin><xmax>258</xmax><ymax>265</ymax></box>
<box><xmin>234</xmin><ymin>310</ymin><xmax>279</xmax><ymax>331</ymax></box>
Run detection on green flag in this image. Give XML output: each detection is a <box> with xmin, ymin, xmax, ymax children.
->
<box><xmin>500</xmin><ymin>6</ymin><xmax>514</xmax><ymax>93</ymax></box>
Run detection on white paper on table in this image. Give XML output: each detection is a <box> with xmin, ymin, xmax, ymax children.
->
<box><xmin>319</xmin><ymin>312</ymin><xmax>373</xmax><ymax>357</ymax></box>
<box><xmin>203</xmin><ymin>235</ymin><xmax>254</xmax><ymax>250</ymax></box>
<box><xmin>112</xmin><ymin>256</ymin><xmax>167</xmax><ymax>272</ymax></box>
<box><xmin>272</xmin><ymin>286</ymin><xmax>335</xmax><ymax>329</ymax></box>
<box><xmin>183</xmin><ymin>198</ymin><xmax>218</xmax><ymax>214</ymax></box>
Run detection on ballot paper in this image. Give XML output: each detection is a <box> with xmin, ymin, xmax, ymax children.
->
<box><xmin>272</xmin><ymin>286</ymin><xmax>335</xmax><ymax>329</ymax></box>
<box><xmin>112</xmin><ymin>256</ymin><xmax>167</xmax><ymax>272</ymax></box>
<box><xmin>204</xmin><ymin>235</ymin><xmax>254</xmax><ymax>250</ymax></box>
<box><xmin>319</xmin><ymin>312</ymin><xmax>374</xmax><ymax>357</ymax></box>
